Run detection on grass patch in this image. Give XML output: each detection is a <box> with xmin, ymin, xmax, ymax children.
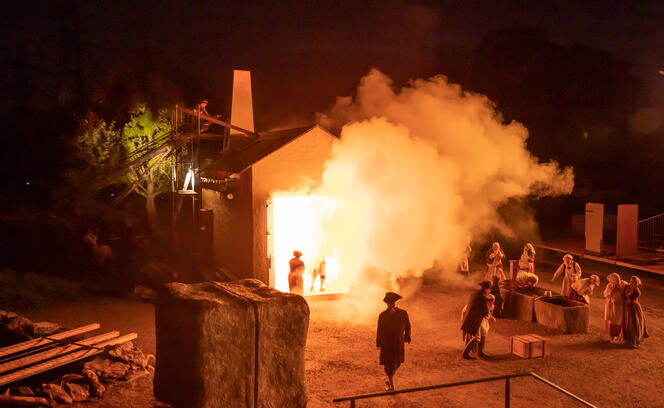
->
<box><xmin>0</xmin><ymin>268</ymin><xmax>83</xmax><ymax>310</ymax></box>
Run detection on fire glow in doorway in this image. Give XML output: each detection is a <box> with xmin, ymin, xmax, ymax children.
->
<box><xmin>268</xmin><ymin>195</ymin><xmax>348</xmax><ymax>295</ymax></box>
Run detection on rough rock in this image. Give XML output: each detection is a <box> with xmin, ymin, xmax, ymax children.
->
<box><xmin>154</xmin><ymin>279</ymin><xmax>310</xmax><ymax>408</ymax></box>
<box><xmin>59</xmin><ymin>374</ymin><xmax>85</xmax><ymax>386</ymax></box>
<box><xmin>64</xmin><ymin>383</ymin><xmax>89</xmax><ymax>402</ymax></box>
<box><xmin>83</xmin><ymin>357</ymin><xmax>130</xmax><ymax>381</ymax></box>
<box><xmin>140</xmin><ymin>262</ymin><xmax>179</xmax><ymax>288</ymax></box>
<box><xmin>0</xmin><ymin>311</ymin><xmax>17</xmax><ymax>324</ymax></box>
<box><xmin>40</xmin><ymin>383</ymin><xmax>72</xmax><ymax>404</ymax></box>
<box><xmin>108</xmin><ymin>341</ymin><xmax>151</xmax><ymax>369</ymax></box>
<box><xmin>12</xmin><ymin>386</ymin><xmax>35</xmax><ymax>397</ymax></box>
<box><xmin>32</xmin><ymin>322</ymin><xmax>61</xmax><ymax>337</ymax></box>
<box><xmin>5</xmin><ymin>316</ymin><xmax>34</xmax><ymax>337</ymax></box>
<box><xmin>131</xmin><ymin>285</ymin><xmax>157</xmax><ymax>302</ymax></box>
<box><xmin>81</xmin><ymin>368</ymin><xmax>105</xmax><ymax>397</ymax></box>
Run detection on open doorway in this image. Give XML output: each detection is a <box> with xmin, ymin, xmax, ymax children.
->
<box><xmin>267</xmin><ymin>195</ymin><xmax>349</xmax><ymax>295</ymax></box>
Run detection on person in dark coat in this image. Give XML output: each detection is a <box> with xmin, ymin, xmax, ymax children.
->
<box><xmin>461</xmin><ymin>281</ymin><xmax>495</xmax><ymax>359</ymax></box>
<box><xmin>376</xmin><ymin>292</ymin><xmax>411</xmax><ymax>391</ymax></box>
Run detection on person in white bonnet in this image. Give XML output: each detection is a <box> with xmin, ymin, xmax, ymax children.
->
<box><xmin>516</xmin><ymin>243</ymin><xmax>539</xmax><ymax>288</ymax></box>
<box><xmin>485</xmin><ymin>242</ymin><xmax>506</xmax><ymax>281</ymax></box>
<box><xmin>552</xmin><ymin>254</ymin><xmax>582</xmax><ymax>297</ymax></box>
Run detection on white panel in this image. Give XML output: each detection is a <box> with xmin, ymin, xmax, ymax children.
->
<box><xmin>230</xmin><ymin>70</ymin><xmax>254</xmax><ymax>135</ymax></box>
<box><xmin>585</xmin><ymin>202</ymin><xmax>604</xmax><ymax>254</ymax></box>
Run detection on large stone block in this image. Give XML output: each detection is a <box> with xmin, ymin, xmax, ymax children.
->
<box><xmin>154</xmin><ymin>279</ymin><xmax>309</xmax><ymax>408</ymax></box>
<box><xmin>534</xmin><ymin>297</ymin><xmax>589</xmax><ymax>333</ymax></box>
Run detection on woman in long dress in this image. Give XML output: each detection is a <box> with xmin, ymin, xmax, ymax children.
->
<box><xmin>551</xmin><ymin>254</ymin><xmax>581</xmax><ymax>297</ymax></box>
<box><xmin>623</xmin><ymin>276</ymin><xmax>648</xmax><ymax>348</ymax></box>
<box><xmin>603</xmin><ymin>273</ymin><xmax>627</xmax><ymax>343</ymax></box>
<box><xmin>485</xmin><ymin>242</ymin><xmax>506</xmax><ymax>281</ymax></box>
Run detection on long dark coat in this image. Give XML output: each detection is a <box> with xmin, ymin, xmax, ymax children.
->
<box><xmin>461</xmin><ymin>290</ymin><xmax>489</xmax><ymax>335</ymax></box>
<box><xmin>376</xmin><ymin>307</ymin><xmax>411</xmax><ymax>366</ymax></box>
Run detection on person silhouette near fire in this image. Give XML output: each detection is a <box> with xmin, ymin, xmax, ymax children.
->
<box><xmin>310</xmin><ymin>259</ymin><xmax>326</xmax><ymax>292</ymax></box>
<box><xmin>288</xmin><ymin>250</ymin><xmax>305</xmax><ymax>295</ymax></box>
<box><xmin>376</xmin><ymin>292</ymin><xmax>411</xmax><ymax>391</ymax></box>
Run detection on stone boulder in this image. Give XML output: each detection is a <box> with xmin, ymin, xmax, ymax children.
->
<box><xmin>140</xmin><ymin>262</ymin><xmax>179</xmax><ymax>289</ymax></box>
<box><xmin>154</xmin><ymin>279</ymin><xmax>309</xmax><ymax>408</ymax></box>
<box><xmin>41</xmin><ymin>383</ymin><xmax>72</xmax><ymax>404</ymax></box>
<box><xmin>33</xmin><ymin>322</ymin><xmax>61</xmax><ymax>337</ymax></box>
<box><xmin>83</xmin><ymin>357</ymin><xmax>130</xmax><ymax>381</ymax></box>
<box><xmin>64</xmin><ymin>382</ymin><xmax>90</xmax><ymax>402</ymax></box>
<box><xmin>0</xmin><ymin>310</ymin><xmax>17</xmax><ymax>324</ymax></box>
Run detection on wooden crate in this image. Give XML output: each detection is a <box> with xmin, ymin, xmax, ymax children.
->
<box><xmin>511</xmin><ymin>334</ymin><xmax>550</xmax><ymax>359</ymax></box>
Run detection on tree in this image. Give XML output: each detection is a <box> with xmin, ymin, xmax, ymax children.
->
<box><xmin>73</xmin><ymin>105</ymin><xmax>174</xmax><ymax>231</ymax></box>
<box><xmin>75</xmin><ymin>115</ymin><xmax>122</xmax><ymax>168</ymax></box>
<box><xmin>120</xmin><ymin>105</ymin><xmax>174</xmax><ymax>230</ymax></box>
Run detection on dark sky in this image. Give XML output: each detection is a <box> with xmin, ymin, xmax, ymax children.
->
<box><xmin>2</xmin><ymin>1</ymin><xmax>663</xmax><ymax>130</ymax></box>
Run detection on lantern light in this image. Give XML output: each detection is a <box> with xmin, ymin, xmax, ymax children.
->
<box><xmin>182</xmin><ymin>167</ymin><xmax>195</xmax><ymax>191</ymax></box>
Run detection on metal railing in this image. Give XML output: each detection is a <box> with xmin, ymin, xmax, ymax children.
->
<box><xmin>332</xmin><ymin>371</ymin><xmax>598</xmax><ymax>407</ymax></box>
<box><xmin>638</xmin><ymin>213</ymin><xmax>664</xmax><ymax>243</ymax></box>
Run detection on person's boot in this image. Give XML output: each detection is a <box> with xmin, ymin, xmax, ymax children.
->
<box><xmin>462</xmin><ymin>338</ymin><xmax>478</xmax><ymax>359</ymax></box>
<box><xmin>478</xmin><ymin>337</ymin><xmax>490</xmax><ymax>358</ymax></box>
<box><xmin>320</xmin><ymin>277</ymin><xmax>325</xmax><ymax>291</ymax></box>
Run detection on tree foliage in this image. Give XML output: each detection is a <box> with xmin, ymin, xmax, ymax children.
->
<box><xmin>121</xmin><ymin>104</ymin><xmax>173</xmax><ymax>197</ymax></box>
<box><xmin>74</xmin><ymin>117</ymin><xmax>122</xmax><ymax>169</ymax></box>
<box><xmin>73</xmin><ymin>104</ymin><xmax>174</xmax><ymax>230</ymax></box>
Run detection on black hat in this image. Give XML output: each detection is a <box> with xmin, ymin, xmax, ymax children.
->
<box><xmin>383</xmin><ymin>292</ymin><xmax>402</xmax><ymax>303</ymax></box>
<box><xmin>478</xmin><ymin>280</ymin><xmax>492</xmax><ymax>290</ymax></box>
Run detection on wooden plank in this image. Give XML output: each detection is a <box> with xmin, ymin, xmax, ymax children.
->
<box><xmin>179</xmin><ymin>106</ymin><xmax>258</xmax><ymax>137</ymax></box>
<box><xmin>0</xmin><ymin>323</ymin><xmax>100</xmax><ymax>359</ymax></box>
<box><xmin>0</xmin><ymin>332</ymin><xmax>119</xmax><ymax>375</ymax></box>
<box><xmin>0</xmin><ymin>333</ymin><xmax>137</xmax><ymax>387</ymax></box>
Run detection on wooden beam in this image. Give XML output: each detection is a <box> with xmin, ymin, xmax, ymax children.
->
<box><xmin>0</xmin><ymin>332</ymin><xmax>119</xmax><ymax>375</ymax></box>
<box><xmin>0</xmin><ymin>333</ymin><xmax>137</xmax><ymax>387</ymax></box>
<box><xmin>179</xmin><ymin>106</ymin><xmax>258</xmax><ymax>138</ymax></box>
<box><xmin>0</xmin><ymin>323</ymin><xmax>100</xmax><ymax>359</ymax></box>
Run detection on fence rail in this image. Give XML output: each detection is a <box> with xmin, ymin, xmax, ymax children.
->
<box><xmin>332</xmin><ymin>371</ymin><xmax>598</xmax><ymax>408</ymax></box>
<box><xmin>638</xmin><ymin>213</ymin><xmax>664</xmax><ymax>243</ymax></box>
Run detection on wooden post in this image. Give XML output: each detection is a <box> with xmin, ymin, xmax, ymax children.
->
<box><xmin>350</xmin><ymin>400</ymin><xmax>355</xmax><ymax>408</ymax></box>
<box><xmin>509</xmin><ymin>260</ymin><xmax>518</xmax><ymax>294</ymax></box>
<box><xmin>505</xmin><ymin>377</ymin><xmax>511</xmax><ymax>408</ymax></box>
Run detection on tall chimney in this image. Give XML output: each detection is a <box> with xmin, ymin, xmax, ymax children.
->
<box><xmin>230</xmin><ymin>70</ymin><xmax>255</xmax><ymax>135</ymax></box>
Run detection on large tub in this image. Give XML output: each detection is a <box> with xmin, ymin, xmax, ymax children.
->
<box><xmin>534</xmin><ymin>296</ymin><xmax>589</xmax><ymax>333</ymax></box>
<box><xmin>503</xmin><ymin>286</ymin><xmax>548</xmax><ymax>322</ymax></box>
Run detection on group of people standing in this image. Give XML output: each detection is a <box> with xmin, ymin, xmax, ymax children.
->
<box><xmin>372</xmin><ymin>242</ymin><xmax>651</xmax><ymax>391</ymax></box>
<box><xmin>603</xmin><ymin>273</ymin><xmax>649</xmax><ymax>348</ymax></box>
<box><xmin>288</xmin><ymin>250</ymin><xmax>326</xmax><ymax>295</ymax></box>
<box><xmin>456</xmin><ymin>243</ymin><xmax>650</xmax><ymax>360</ymax></box>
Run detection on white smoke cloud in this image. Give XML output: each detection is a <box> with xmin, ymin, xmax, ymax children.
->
<box><xmin>313</xmin><ymin>69</ymin><xmax>573</xmax><ymax>317</ymax></box>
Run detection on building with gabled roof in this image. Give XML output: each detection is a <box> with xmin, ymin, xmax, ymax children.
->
<box><xmin>199</xmin><ymin>72</ymin><xmax>337</xmax><ymax>284</ymax></box>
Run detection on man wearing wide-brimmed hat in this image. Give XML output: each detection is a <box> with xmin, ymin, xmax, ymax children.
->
<box><xmin>376</xmin><ymin>292</ymin><xmax>411</xmax><ymax>391</ymax></box>
<box><xmin>461</xmin><ymin>281</ymin><xmax>495</xmax><ymax>359</ymax></box>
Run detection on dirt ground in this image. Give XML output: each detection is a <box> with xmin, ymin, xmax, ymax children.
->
<box><xmin>15</xmin><ymin>253</ymin><xmax>664</xmax><ymax>407</ymax></box>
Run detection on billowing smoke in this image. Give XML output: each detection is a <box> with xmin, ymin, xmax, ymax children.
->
<box><xmin>309</xmin><ymin>69</ymin><xmax>573</xmax><ymax>319</ymax></box>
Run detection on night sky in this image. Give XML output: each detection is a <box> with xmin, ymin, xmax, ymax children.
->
<box><xmin>1</xmin><ymin>1</ymin><xmax>663</xmax><ymax>210</ymax></box>
<box><xmin>3</xmin><ymin>1</ymin><xmax>663</xmax><ymax>127</ymax></box>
